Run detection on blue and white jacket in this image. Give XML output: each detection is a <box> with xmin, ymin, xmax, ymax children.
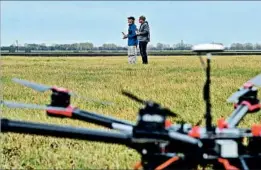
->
<box><xmin>127</xmin><ymin>23</ymin><xmax>138</xmax><ymax>46</ymax></box>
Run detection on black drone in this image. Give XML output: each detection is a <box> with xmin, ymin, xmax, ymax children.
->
<box><xmin>1</xmin><ymin>44</ymin><xmax>261</xmax><ymax>170</ymax></box>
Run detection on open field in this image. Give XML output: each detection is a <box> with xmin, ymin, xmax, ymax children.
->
<box><xmin>2</xmin><ymin>50</ymin><xmax>261</xmax><ymax>56</ymax></box>
<box><xmin>1</xmin><ymin>56</ymin><xmax>261</xmax><ymax>169</ymax></box>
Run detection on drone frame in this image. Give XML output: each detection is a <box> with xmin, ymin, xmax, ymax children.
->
<box><xmin>1</xmin><ymin>46</ymin><xmax>261</xmax><ymax>170</ymax></box>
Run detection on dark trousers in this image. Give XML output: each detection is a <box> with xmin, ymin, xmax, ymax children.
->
<box><xmin>139</xmin><ymin>41</ymin><xmax>148</xmax><ymax>64</ymax></box>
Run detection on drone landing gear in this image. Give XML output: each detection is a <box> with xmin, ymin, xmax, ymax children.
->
<box><xmin>137</xmin><ymin>154</ymin><xmax>194</xmax><ymax>170</ymax></box>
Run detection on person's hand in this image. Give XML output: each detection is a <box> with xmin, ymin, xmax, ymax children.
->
<box><xmin>136</xmin><ymin>31</ymin><xmax>140</xmax><ymax>35</ymax></box>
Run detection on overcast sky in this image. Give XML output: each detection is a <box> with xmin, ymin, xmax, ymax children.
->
<box><xmin>1</xmin><ymin>1</ymin><xmax>261</xmax><ymax>46</ymax></box>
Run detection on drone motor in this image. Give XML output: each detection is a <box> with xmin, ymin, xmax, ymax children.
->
<box><xmin>136</xmin><ymin>102</ymin><xmax>167</xmax><ymax>131</ymax></box>
<box><xmin>50</xmin><ymin>88</ymin><xmax>71</xmax><ymax>108</ymax></box>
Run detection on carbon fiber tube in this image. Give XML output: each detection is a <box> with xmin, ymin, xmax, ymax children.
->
<box><xmin>169</xmin><ymin>131</ymin><xmax>203</xmax><ymax>147</ymax></box>
<box><xmin>73</xmin><ymin>109</ymin><xmax>134</xmax><ymax>129</ymax></box>
<box><xmin>227</xmin><ymin>105</ymin><xmax>249</xmax><ymax>128</ymax></box>
<box><xmin>1</xmin><ymin>118</ymin><xmax>132</xmax><ymax>146</ymax></box>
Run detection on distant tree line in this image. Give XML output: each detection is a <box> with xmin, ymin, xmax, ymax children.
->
<box><xmin>1</xmin><ymin>41</ymin><xmax>261</xmax><ymax>53</ymax></box>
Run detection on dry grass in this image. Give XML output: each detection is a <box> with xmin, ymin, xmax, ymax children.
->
<box><xmin>1</xmin><ymin>55</ymin><xmax>261</xmax><ymax>169</ymax></box>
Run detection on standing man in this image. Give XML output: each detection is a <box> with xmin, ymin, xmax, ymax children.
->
<box><xmin>123</xmin><ymin>16</ymin><xmax>138</xmax><ymax>64</ymax></box>
<box><xmin>136</xmin><ymin>15</ymin><xmax>150</xmax><ymax>64</ymax></box>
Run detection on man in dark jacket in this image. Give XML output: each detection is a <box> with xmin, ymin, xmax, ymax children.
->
<box><xmin>136</xmin><ymin>15</ymin><xmax>150</xmax><ymax>64</ymax></box>
<box><xmin>123</xmin><ymin>16</ymin><xmax>138</xmax><ymax>64</ymax></box>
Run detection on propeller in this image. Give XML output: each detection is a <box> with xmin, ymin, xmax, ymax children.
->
<box><xmin>121</xmin><ymin>90</ymin><xmax>146</xmax><ymax>104</ymax></box>
<box><xmin>227</xmin><ymin>73</ymin><xmax>261</xmax><ymax>103</ymax></box>
<box><xmin>1</xmin><ymin>100</ymin><xmax>68</xmax><ymax>111</ymax></box>
<box><xmin>121</xmin><ymin>90</ymin><xmax>178</xmax><ymax>117</ymax></box>
<box><xmin>248</xmin><ymin>73</ymin><xmax>261</xmax><ymax>87</ymax></box>
<box><xmin>12</xmin><ymin>78</ymin><xmax>113</xmax><ymax>105</ymax></box>
<box><xmin>12</xmin><ymin>78</ymin><xmax>51</xmax><ymax>92</ymax></box>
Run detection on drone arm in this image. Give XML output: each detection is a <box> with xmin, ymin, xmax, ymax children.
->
<box><xmin>226</xmin><ymin>105</ymin><xmax>249</xmax><ymax>128</ymax></box>
<box><xmin>168</xmin><ymin>131</ymin><xmax>203</xmax><ymax>146</ymax></box>
<box><xmin>74</xmin><ymin>109</ymin><xmax>134</xmax><ymax>127</ymax></box>
<box><xmin>1</xmin><ymin>118</ymin><xmax>132</xmax><ymax>146</ymax></box>
<box><xmin>46</xmin><ymin>107</ymin><xmax>134</xmax><ymax>131</ymax></box>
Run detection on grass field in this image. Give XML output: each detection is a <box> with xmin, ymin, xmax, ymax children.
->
<box><xmin>1</xmin><ymin>56</ymin><xmax>261</xmax><ymax>169</ymax></box>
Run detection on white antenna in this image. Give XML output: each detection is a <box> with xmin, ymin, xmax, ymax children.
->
<box><xmin>192</xmin><ymin>43</ymin><xmax>225</xmax><ymax>53</ymax></box>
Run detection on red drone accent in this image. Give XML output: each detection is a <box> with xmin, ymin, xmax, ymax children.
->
<box><xmin>217</xmin><ymin>118</ymin><xmax>228</xmax><ymax>129</ymax></box>
<box><xmin>47</xmin><ymin>105</ymin><xmax>76</xmax><ymax>117</ymax></box>
<box><xmin>251</xmin><ymin>124</ymin><xmax>261</xmax><ymax>137</ymax></box>
<box><xmin>165</xmin><ymin>119</ymin><xmax>172</xmax><ymax>128</ymax></box>
<box><xmin>233</xmin><ymin>103</ymin><xmax>237</xmax><ymax>109</ymax></box>
<box><xmin>241</xmin><ymin>101</ymin><xmax>261</xmax><ymax>112</ymax></box>
<box><xmin>243</xmin><ymin>82</ymin><xmax>253</xmax><ymax>89</ymax></box>
<box><xmin>188</xmin><ymin>126</ymin><xmax>201</xmax><ymax>138</ymax></box>
<box><xmin>234</xmin><ymin>101</ymin><xmax>260</xmax><ymax>112</ymax></box>
<box><xmin>218</xmin><ymin>158</ymin><xmax>239</xmax><ymax>170</ymax></box>
<box><xmin>155</xmin><ymin>156</ymin><xmax>180</xmax><ymax>170</ymax></box>
<box><xmin>133</xmin><ymin>161</ymin><xmax>142</xmax><ymax>170</ymax></box>
<box><xmin>52</xmin><ymin>86</ymin><xmax>70</xmax><ymax>93</ymax></box>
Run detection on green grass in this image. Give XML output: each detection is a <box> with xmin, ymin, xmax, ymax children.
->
<box><xmin>1</xmin><ymin>56</ymin><xmax>261</xmax><ymax>169</ymax></box>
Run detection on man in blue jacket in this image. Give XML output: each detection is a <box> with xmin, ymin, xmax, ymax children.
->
<box><xmin>123</xmin><ymin>16</ymin><xmax>138</xmax><ymax>64</ymax></box>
